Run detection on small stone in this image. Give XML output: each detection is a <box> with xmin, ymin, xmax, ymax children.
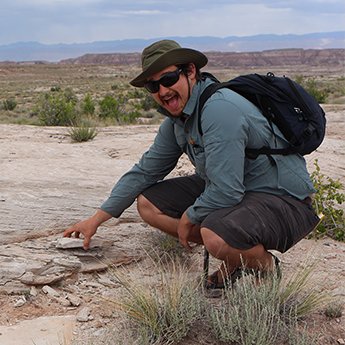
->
<box><xmin>77</xmin><ymin>307</ymin><xmax>91</xmax><ymax>322</ymax></box>
<box><xmin>30</xmin><ymin>286</ymin><xmax>38</xmax><ymax>297</ymax></box>
<box><xmin>14</xmin><ymin>296</ymin><xmax>26</xmax><ymax>308</ymax></box>
<box><xmin>56</xmin><ymin>238</ymin><xmax>103</xmax><ymax>249</ymax></box>
<box><xmin>66</xmin><ymin>293</ymin><xmax>82</xmax><ymax>307</ymax></box>
<box><xmin>42</xmin><ymin>285</ymin><xmax>60</xmax><ymax>297</ymax></box>
<box><xmin>337</xmin><ymin>338</ymin><xmax>345</xmax><ymax>345</ymax></box>
<box><xmin>56</xmin><ymin>296</ymin><xmax>71</xmax><ymax>307</ymax></box>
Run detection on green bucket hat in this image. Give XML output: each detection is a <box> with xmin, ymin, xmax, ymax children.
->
<box><xmin>130</xmin><ymin>39</ymin><xmax>208</xmax><ymax>87</ymax></box>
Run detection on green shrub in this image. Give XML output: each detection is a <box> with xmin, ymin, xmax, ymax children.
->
<box><xmin>141</xmin><ymin>94</ymin><xmax>157</xmax><ymax>111</ymax></box>
<box><xmin>68</xmin><ymin>124</ymin><xmax>97</xmax><ymax>143</ymax></box>
<box><xmin>294</xmin><ymin>75</ymin><xmax>328</xmax><ymax>103</ymax></box>
<box><xmin>127</xmin><ymin>88</ymin><xmax>145</xmax><ymax>99</ymax></box>
<box><xmin>98</xmin><ymin>94</ymin><xmax>121</xmax><ymax>119</ymax></box>
<box><xmin>305</xmin><ymin>79</ymin><xmax>328</xmax><ymax>103</ymax></box>
<box><xmin>35</xmin><ymin>88</ymin><xmax>78</xmax><ymax>126</ymax></box>
<box><xmin>81</xmin><ymin>94</ymin><xmax>95</xmax><ymax>115</ymax></box>
<box><xmin>116</xmin><ymin>110</ymin><xmax>140</xmax><ymax>124</ymax></box>
<box><xmin>294</xmin><ymin>75</ymin><xmax>304</xmax><ymax>85</ymax></box>
<box><xmin>98</xmin><ymin>94</ymin><xmax>140</xmax><ymax>124</ymax></box>
<box><xmin>310</xmin><ymin>159</ymin><xmax>345</xmax><ymax>241</ymax></box>
<box><xmin>2</xmin><ymin>98</ymin><xmax>17</xmax><ymax>111</ymax></box>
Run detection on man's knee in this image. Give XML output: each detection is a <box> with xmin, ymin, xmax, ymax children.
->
<box><xmin>137</xmin><ymin>194</ymin><xmax>160</xmax><ymax>222</ymax></box>
<box><xmin>201</xmin><ymin>227</ymin><xmax>266</xmax><ymax>263</ymax></box>
<box><xmin>137</xmin><ymin>194</ymin><xmax>150</xmax><ymax>218</ymax></box>
<box><xmin>201</xmin><ymin>227</ymin><xmax>230</xmax><ymax>258</ymax></box>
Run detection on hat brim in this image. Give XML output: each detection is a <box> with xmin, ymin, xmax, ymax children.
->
<box><xmin>130</xmin><ymin>48</ymin><xmax>208</xmax><ymax>87</ymax></box>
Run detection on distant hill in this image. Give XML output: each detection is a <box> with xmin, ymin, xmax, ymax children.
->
<box><xmin>59</xmin><ymin>48</ymin><xmax>345</xmax><ymax>69</ymax></box>
<box><xmin>0</xmin><ymin>31</ymin><xmax>344</xmax><ymax>62</ymax></box>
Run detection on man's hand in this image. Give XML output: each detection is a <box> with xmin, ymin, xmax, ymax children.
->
<box><xmin>63</xmin><ymin>209</ymin><xmax>111</xmax><ymax>250</ymax></box>
<box><xmin>177</xmin><ymin>211</ymin><xmax>194</xmax><ymax>251</ymax></box>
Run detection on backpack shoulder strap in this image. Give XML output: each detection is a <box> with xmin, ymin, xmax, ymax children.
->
<box><xmin>245</xmin><ymin>146</ymin><xmax>297</xmax><ymax>159</ymax></box>
<box><xmin>197</xmin><ymin>81</ymin><xmax>232</xmax><ymax>135</ymax></box>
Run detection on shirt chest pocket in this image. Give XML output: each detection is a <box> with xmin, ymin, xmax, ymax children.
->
<box><xmin>174</xmin><ymin>131</ymin><xmax>188</xmax><ymax>151</ymax></box>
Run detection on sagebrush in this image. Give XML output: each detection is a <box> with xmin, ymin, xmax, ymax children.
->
<box><xmin>310</xmin><ymin>159</ymin><xmax>345</xmax><ymax>241</ymax></box>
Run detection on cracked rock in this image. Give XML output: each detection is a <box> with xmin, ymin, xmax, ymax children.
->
<box><xmin>19</xmin><ymin>271</ymin><xmax>65</xmax><ymax>286</ymax></box>
<box><xmin>55</xmin><ymin>238</ymin><xmax>104</xmax><ymax>249</ymax></box>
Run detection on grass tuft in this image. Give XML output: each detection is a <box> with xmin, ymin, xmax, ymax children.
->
<box><xmin>106</xmin><ymin>257</ymin><xmax>203</xmax><ymax>345</ymax></box>
<box><xmin>324</xmin><ymin>300</ymin><xmax>343</xmax><ymax>318</ymax></box>
<box><xmin>207</xmin><ymin>262</ymin><xmax>328</xmax><ymax>345</ymax></box>
<box><xmin>68</xmin><ymin>123</ymin><xmax>97</xmax><ymax>142</ymax></box>
<box><xmin>101</xmin><ymin>251</ymin><xmax>333</xmax><ymax>345</ymax></box>
<box><xmin>208</xmin><ymin>272</ymin><xmax>283</xmax><ymax>345</ymax></box>
<box><xmin>146</xmin><ymin>232</ymin><xmax>192</xmax><ymax>266</ymax></box>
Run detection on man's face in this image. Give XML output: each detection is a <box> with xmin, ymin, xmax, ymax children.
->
<box><xmin>146</xmin><ymin>64</ymin><xmax>197</xmax><ymax>117</ymax></box>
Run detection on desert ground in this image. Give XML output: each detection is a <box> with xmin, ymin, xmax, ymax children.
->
<box><xmin>0</xmin><ymin>63</ymin><xmax>344</xmax><ymax>344</ymax></box>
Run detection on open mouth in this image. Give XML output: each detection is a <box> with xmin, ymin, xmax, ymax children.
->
<box><xmin>163</xmin><ymin>94</ymin><xmax>179</xmax><ymax>111</ymax></box>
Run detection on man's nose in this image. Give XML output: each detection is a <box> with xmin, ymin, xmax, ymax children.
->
<box><xmin>158</xmin><ymin>84</ymin><xmax>170</xmax><ymax>95</ymax></box>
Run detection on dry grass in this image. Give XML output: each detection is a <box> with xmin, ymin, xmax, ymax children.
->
<box><xmin>89</xmin><ymin>248</ymin><xmax>335</xmax><ymax>345</ymax></box>
<box><xmin>104</xmin><ymin>256</ymin><xmax>203</xmax><ymax>345</ymax></box>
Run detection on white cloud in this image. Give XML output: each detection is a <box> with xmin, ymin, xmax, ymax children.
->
<box><xmin>102</xmin><ymin>9</ymin><xmax>165</xmax><ymax>17</ymax></box>
<box><xmin>0</xmin><ymin>0</ymin><xmax>344</xmax><ymax>44</ymax></box>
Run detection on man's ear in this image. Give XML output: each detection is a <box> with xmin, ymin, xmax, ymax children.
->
<box><xmin>186</xmin><ymin>63</ymin><xmax>197</xmax><ymax>80</ymax></box>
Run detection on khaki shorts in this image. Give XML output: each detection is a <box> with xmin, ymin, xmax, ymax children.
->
<box><xmin>141</xmin><ymin>174</ymin><xmax>320</xmax><ymax>253</ymax></box>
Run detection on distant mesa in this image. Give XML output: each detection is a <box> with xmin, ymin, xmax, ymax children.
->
<box><xmin>58</xmin><ymin>48</ymin><xmax>345</xmax><ymax>68</ymax></box>
<box><xmin>0</xmin><ymin>31</ymin><xmax>344</xmax><ymax>63</ymax></box>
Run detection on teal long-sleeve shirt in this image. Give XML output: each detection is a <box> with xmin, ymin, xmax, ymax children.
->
<box><xmin>101</xmin><ymin>77</ymin><xmax>315</xmax><ymax>224</ymax></box>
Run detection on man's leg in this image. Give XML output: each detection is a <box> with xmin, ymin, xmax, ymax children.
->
<box><xmin>200</xmin><ymin>193</ymin><xmax>319</xmax><ymax>279</ymax></box>
<box><xmin>201</xmin><ymin>227</ymin><xmax>274</xmax><ymax>276</ymax></box>
<box><xmin>137</xmin><ymin>194</ymin><xmax>203</xmax><ymax>244</ymax></box>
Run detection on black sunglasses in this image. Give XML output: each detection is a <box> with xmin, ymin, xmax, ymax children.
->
<box><xmin>144</xmin><ymin>68</ymin><xmax>183</xmax><ymax>93</ymax></box>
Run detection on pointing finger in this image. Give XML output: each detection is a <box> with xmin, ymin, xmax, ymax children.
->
<box><xmin>83</xmin><ymin>236</ymin><xmax>91</xmax><ymax>250</ymax></box>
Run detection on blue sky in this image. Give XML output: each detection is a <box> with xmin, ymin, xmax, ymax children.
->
<box><xmin>1</xmin><ymin>0</ymin><xmax>344</xmax><ymax>45</ymax></box>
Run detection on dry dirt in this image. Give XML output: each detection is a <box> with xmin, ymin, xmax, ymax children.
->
<box><xmin>0</xmin><ymin>104</ymin><xmax>344</xmax><ymax>345</ymax></box>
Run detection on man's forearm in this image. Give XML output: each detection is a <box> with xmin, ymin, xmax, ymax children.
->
<box><xmin>91</xmin><ymin>209</ymin><xmax>112</xmax><ymax>227</ymax></box>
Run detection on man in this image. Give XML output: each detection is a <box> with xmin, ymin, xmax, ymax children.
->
<box><xmin>64</xmin><ymin>40</ymin><xmax>320</xmax><ymax>289</ymax></box>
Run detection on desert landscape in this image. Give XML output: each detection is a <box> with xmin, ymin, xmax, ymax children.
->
<box><xmin>0</xmin><ymin>52</ymin><xmax>344</xmax><ymax>344</ymax></box>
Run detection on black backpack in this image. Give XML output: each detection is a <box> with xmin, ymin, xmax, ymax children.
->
<box><xmin>198</xmin><ymin>72</ymin><xmax>326</xmax><ymax>159</ymax></box>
